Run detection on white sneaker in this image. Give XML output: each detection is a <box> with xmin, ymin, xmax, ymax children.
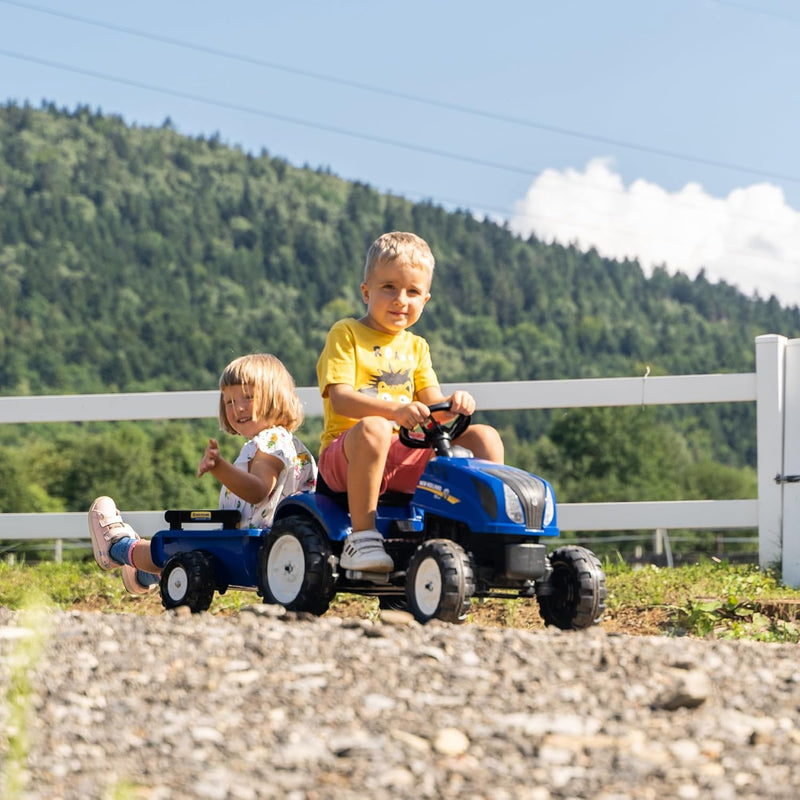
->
<box><xmin>340</xmin><ymin>529</ymin><xmax>394</xmax><ymax>573</ymax></box>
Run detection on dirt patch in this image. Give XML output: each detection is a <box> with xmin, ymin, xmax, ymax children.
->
<box><xmin>69</xmin><ymin>589</ymin><xmax>671</xmax><ymax>636</ymax></box>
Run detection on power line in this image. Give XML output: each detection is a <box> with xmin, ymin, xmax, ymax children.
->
<box><xmin>2</xmin><ymin>6</ymin><xmax>799</xmax><ymax>278</ymax></box>
<box><xmin>1</xmin><ymin>58</ymin><xmax>797</xmax><ymax>298</ymax></box>
<box><xmin>1</xmin><ymin>46</ymin><xmax>796</xmax><ymax>235</ymax></box>
<box><xmin>0</xmin><ymin>48</ymin><xmax>543</xmax><ymax>178</ymax></box>
<box><xmin>3</xmin><ymin>0</ymin><xmax>800</xmax><ymax>187</ymax></box>
<box><xmin>707</xmin><ymin>0</ymin><xmax>800</xmax><ymax>24</ymax></box>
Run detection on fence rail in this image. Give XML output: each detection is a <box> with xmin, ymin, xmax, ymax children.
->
<box><xmin>1</xmin><ymin>334</ymin><xmax>797</xmax><ymax>584</ymax></box>
<box><xmin>0</xmin><ymin>372</ymin><xmax>758</xmax><ymax>424</ymax></box>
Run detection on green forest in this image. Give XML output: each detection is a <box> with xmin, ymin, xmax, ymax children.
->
<box><xmin>1</xmin><ymin>102</ymin><xmax>798</xmax><ymax>535</ymax></box>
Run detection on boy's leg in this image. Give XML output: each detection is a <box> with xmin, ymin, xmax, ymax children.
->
<box><xmin>454</xmin><ymin>424</ymin><xmax>505</xmax><ymax>463</ymax></box>
<box><xmin>342</xmin><ymin>417</ymin><xmax>394</xmax><ymax>532</ymax></box>
<box><xmin>339</xmin><ymin>417</ymin><xmax>394</xmax><ymax>572</ymax></box>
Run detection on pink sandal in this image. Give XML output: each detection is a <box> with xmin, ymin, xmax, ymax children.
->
<box><xmin>88</xmin><ymin>496</ymin><xmax>139</xmax><ymax>571</ymax></box>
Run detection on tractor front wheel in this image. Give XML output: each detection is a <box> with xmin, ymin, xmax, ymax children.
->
<box><xmin>538</xmin><ymin>545</ymin><xmax>606</xmax><ymax>629</ymax></box>
<box><xmin>406</xmin><ymin>539</ymin><xmax>474</xmax><ymax>624</ymax></box>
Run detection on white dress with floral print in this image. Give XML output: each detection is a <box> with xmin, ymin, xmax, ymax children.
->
<box><xmin>219</xmin><ymin>426</ymin><xmax>317</xmax><ymax>529</ymax></box>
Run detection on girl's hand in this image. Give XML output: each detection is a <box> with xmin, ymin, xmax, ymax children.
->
<box><xmin>197</xmin><ymin>438</ymin><xmax>220</xmax><ymax>477</ymax></box>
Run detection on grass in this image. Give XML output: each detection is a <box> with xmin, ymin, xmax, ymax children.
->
<box><xmin>0</xmin><ymin>592</ymin><xmax>50</xmax><ymax>799</ymax></box>
<box><xmin>0</xmin><ymin>561</ymin><xmax>145</xmax><ymax>613</ymax></box>
<box><xmin>1</xmin><ymin>558</ymin><xmax>800</xmax><ymax>640</ymax></box>
<box><xmin>604</xmin><ymin>559</ymin><xmax>800</xmax><ymax>641</ymax></box>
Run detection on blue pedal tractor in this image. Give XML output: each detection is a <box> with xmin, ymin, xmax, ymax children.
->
<box><xmin>151</xmin><ymin>403</ymin><xmax>606</xmax><ymax>628</ymax></box>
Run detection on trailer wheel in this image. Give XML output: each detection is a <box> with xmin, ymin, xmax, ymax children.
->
<box><xmin>406</xmin><ymin>539</ymin><xmax>474</xmax><ymax>624</ymax></box>
<box><xmin>259</xmin><ymin>516</ymin><xmax>335</xmax><ymax>616</ymax></box>
<box><xmin>538</xmin><ymin>545</ymin><xmax>606</xmax><ymax>629</ymax></box>
<box><xmin>160</xmin><ymin>551</ymin><xmax>216</xmax><ymax>613</ymax></box>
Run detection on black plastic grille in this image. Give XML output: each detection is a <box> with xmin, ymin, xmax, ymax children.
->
<box><xmin>481</xmin><ymin>466</ymin><xmax>546</xmax><ymax>529</ymax></box>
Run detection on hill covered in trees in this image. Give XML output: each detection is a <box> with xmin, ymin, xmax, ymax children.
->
<box><xmin>1</xmin><ymin>102</ymin><xmax>798</xmax><ymax>521</ymax></box>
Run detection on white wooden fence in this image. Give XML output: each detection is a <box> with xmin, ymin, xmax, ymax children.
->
<box><xmin>1</xmin><ymin>334</ymin><xmax>799</xmax><ymax>585</ymax></box>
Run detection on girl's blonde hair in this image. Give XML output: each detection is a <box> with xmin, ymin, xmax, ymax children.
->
<box><xmin>218</xmin><ymin>353</ymin><xmax>304</xmax><ymax>434</ymax></box>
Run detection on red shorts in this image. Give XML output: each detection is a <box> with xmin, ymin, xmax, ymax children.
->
<box><xmin>319</xmin><ymin>432</ymin><xmax>433</xmax><ymax>495</ymax></box>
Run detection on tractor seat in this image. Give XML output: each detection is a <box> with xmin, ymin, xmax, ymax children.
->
<box><xmin>315</xmin><ymin>471</ymin><xmax>413</xmax><ymax>511</ymax></box>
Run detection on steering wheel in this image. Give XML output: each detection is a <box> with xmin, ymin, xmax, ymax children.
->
<box><xmin>398</xmin><ymin>400</ymin><xmax>471</xmax><ymax>457</ymax></box>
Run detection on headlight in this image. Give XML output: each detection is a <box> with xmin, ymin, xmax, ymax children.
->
<box><xmin>543</xmin><ymin>485</ymin><xmax>555</xmax><ymax>527</ymax></box>
<box><xmin>502</xmin><ymin>483</ymin><xmax>525</xmax><ymax>524</ymax></box>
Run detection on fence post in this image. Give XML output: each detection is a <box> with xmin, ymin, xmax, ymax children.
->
<box><xmin>781</xmin><ymin>339</ymin><xmax>800</xmax><ymax>587</ymax></box>
<box><xmin>755</xmin><ymin>334</ymin><xmax>786</xmax><ymax>571</ymax></box>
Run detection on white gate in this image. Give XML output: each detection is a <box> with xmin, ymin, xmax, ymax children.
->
<box><xmin>781</xmin><ymin>340</ymin><xmax>800</xmax><ymax>586</ymax></box>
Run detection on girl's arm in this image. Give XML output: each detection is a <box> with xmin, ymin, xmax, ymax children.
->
<box><xmin>197</xmin><ymin>438</ymin><xmax>283</xmax><ymax>505</ymax></box>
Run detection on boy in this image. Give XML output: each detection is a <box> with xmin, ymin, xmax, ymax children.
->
<box><xmin>316</xmin><ymin>231</ymin><xmax>504</xmax><ymax>572</ymax></box>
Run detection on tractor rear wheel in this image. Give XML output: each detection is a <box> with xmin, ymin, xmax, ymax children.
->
<box><xmin>259</xmin><ymin>516</ymin><xmax>335</xmax><ymax>616</ymax></box>
<box><xmin>160</xmin><ymin>551</ymin><xmax>216</xmax><ymax>613</ymax></box>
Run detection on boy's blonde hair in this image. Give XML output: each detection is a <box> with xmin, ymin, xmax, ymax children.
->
<box><xmin>218</xmin><ymin>353</ymin><xmax>304</xmax><ymax>434</ymax></box>
<box><xmin>364</xmin><ymin>231</ymin><xmax>435</xmax><ymax>279</ymax></box>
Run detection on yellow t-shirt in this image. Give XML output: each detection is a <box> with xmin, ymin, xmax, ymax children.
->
<box><xmin>317</xmin><ymin>318</ymin><xmax>440</xmax><ymax>452</ymax></box>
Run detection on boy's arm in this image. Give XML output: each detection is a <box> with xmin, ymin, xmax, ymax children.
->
<box><xmin>417</xmin><ymin>387</ymin><xmax>476</xmax><ymax>418</ymax></box>
<box><xmin>328</xmin><ymin>384</ymin><xmax>432</xmax><ymax>430</ymax></box>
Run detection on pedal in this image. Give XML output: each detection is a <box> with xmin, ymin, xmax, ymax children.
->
<box><xmin>344</xmin><ymin>569</ymin><xmax>391</xmax><ymax>584</ymax></box>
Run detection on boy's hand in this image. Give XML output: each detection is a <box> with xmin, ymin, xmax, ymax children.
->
<box><xmin>392</xmin><ymin>401</ymin><xmax>431</xmax><ymax>429</ymax></box>
<box><xmin>197</xmin><ymin>437</ymin><xmax>220</xmax><ymax>477</ymax></box>
<box><xmin>447</xmin><ymin>391</ymin><xmax>476</xmax><ymax>417</ymax></box>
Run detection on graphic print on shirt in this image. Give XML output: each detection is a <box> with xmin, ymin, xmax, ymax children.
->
<box><xmin>358</xmin><ymin>365</ymin><xmax>414</xmax><ymax>404</ymax></box>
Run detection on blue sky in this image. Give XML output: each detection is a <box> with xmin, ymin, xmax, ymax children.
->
<box><xmin>2</xmin><ymin>0</ymin><xmax>799</xmax><ymax>309</ymax></box>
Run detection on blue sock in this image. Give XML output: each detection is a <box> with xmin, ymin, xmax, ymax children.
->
<box><xmin>136</xmin><ymin>570</ymin><xmax>160</xmax><ymax>586</ymax></box>
<box><xmin>109</xmin><ymin>536</ymin><xmax>138</xmax><ymax>567</ymax></box>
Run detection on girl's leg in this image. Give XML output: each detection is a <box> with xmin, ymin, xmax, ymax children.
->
<box><xmin>89</xmin><ymin>496</ymin><xmax>140</xmax><ymax>571</ymax></box>
<box><xmin>108</xmin><ymin>537</ymin><xmax>161</xmax><ymax>593</ymax></box>
<box><xmin>115</xmin><ymin>539</ymin><xmax>161</xmax><ymax>593</ymax></box>
<box><xmin>89</xmin><ymin>496</ymin><xmax>159</xmax><ymax>595</ymax></box>
<box><xmin>130</xmin><ymin>540</ymin><xmax>160</xmax><ymax>574</ymax></box>
<box><xmin>121</xmin><ymin>565</ymin><xmax>160</xmax><ymax>594</ymax></box>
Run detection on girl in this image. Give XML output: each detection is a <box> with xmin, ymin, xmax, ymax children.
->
<box><xmin>89</xmin><ymin>353</ymin><xmax>317</xmax><ymax>594</ymax></box>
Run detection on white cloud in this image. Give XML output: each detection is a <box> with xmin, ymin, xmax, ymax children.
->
<box><xmin>509</xmin><ymin>157</ymin><xmax>800</xmax><ymax>309</ymax></box>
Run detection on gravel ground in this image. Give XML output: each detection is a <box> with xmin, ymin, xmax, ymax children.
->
<box><xmin>1</xmin><ymin>604</ymin><xmax>799</xmax><ymax>800</ymax></box>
